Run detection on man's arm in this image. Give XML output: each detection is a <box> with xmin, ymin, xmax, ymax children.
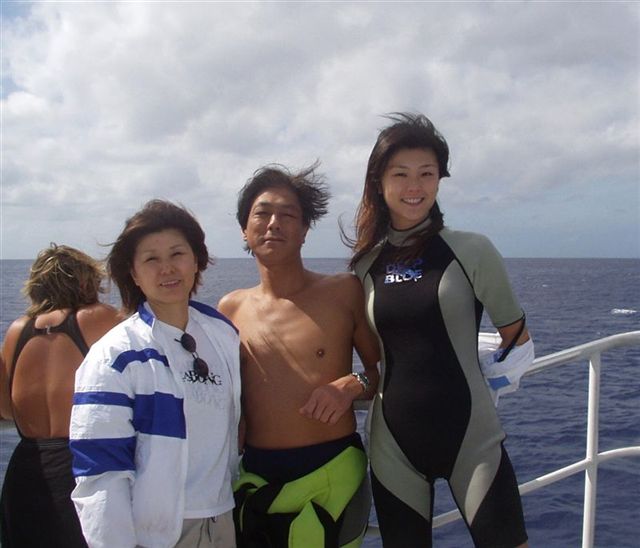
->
<box><xmin>350</xmin><ymin>275</ymin><xmax>380</xmax><ymax>399</ymax></box>
<box><xmin>218</xmin><ymin>292</ymin><xmax>247</xmax><ymax>452</ymax></box>
<box><xmin>237</xmin><ymin>342</ymin><xmax>249</xmax><ymax>452</ymax></box>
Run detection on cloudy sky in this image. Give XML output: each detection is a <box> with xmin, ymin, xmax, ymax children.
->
<box><xmin>1</xmin><ymin>1</ymin><xmax>638</xmax><ymax>260</ymax></box>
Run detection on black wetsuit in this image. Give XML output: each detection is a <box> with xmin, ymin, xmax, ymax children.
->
<box><xmin>355</xmin><ymin>222</ymin><xmax>527</xmax><ymax>548</ymax></box>
<box><xmin>0</xmin><ymin>312</ymin><xmax>89</xmax><ymax>548</ymax></box>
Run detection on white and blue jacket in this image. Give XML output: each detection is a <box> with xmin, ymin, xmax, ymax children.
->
<box><xmin>69</xmin><ymin>301</ymin><xmax>241</xmax><ymax>548</ymax></box>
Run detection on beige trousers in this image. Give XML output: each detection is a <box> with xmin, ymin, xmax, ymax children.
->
<box><xmin>174</xmin><ymin>511</ymin><xmax>236</xmax><ymax>548</ymax></box>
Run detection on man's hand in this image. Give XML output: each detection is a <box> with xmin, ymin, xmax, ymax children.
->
<box><xmin>299</xmin><ymin>375</ymin><xmax>361</xmax><ymax>425</ymax></box>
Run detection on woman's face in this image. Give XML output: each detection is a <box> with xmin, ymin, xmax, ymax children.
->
<box><xmin>130</xmin><ymin>228</ymin><xmax>198</xmax><ymax>315</ymax></box>
<box><xmin>380</xmin><ymin>148</ymin><xmax>440</xmax><ymax>230</ymax></box>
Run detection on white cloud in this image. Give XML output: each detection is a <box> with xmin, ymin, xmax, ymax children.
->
<box><xmin>1</xmin><ymin>1</ymin><xmax>638</xmax><ymax>259</ymax></box>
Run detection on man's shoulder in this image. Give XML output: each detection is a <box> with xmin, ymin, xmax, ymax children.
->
<box><xmin>305</xmin><ymin>272</ymin><xmax>362</xmax><ymax>307</ymax></box>
<box><xmin>309</xmin><ymin>270</ymin><xmax>358</xmax><ymax>287</ymax></box>
<box><xmin>218</xmin><ymin>286</ymin><xmax>257</xmax><ymax>315</ymax></box>
<box><xmin>330</xmin><ymin>272</ymin><xmax>361</xmax><ymax>290</ymax></box>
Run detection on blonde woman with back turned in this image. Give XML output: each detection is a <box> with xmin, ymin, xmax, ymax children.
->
<box><xmin>0</xmin><ymin>244</ymin><xmax>121</xmax><ymax>547</ymax></box>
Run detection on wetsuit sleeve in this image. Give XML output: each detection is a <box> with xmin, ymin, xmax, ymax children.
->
<box><xmin>471</xmin><ymin>235</ymin><xmax>524</xmax><ymax>327</ymax></box>
<box><xmin>442</xmin><ymin>230</ymin><xmax>523</xmax><ymax>327</ymax></box>
<box><xmin>70</xmin><ymin>346</ymin><xmax>137</xmax><ymax>548</ymax></box>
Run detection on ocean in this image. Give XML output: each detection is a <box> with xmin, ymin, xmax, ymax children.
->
<box><xmin>1</xmin><ymin>257</ymin><xmax>639</xmax><ymax>547</ymax></box>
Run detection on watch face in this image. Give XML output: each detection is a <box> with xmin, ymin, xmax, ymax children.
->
<box><xmin>353</xmin><ymin>372</ymin><xmax>369</xmax><ymax>390</ymax></box>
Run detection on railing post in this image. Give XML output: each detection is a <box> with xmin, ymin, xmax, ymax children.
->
<box><xmin>582</xmin><ymin>351</ymin><xmax>601</xmax><ymax>548</ymax></box>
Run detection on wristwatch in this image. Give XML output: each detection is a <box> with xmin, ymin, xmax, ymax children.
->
<box><xmin>351</xmin><ymin>372</ymin><xmax>370</xmax><ymax>392</ymax></box>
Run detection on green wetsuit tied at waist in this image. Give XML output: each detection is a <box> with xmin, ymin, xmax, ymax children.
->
<box><xmin>234</xmin><ymin>433</ymin><xmax>370</xmax><ymax>548</ymax></box>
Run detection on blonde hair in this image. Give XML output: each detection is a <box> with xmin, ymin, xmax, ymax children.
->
<box><xmin>23</xmin><ymin>243</ymin><xmax>105</xmax><ymax>317</ymax></box>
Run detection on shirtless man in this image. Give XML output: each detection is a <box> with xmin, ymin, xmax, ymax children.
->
<box><xmin>218</xmin><ymin>164</ymin><xmax>380</xmax><ymax>547</ymax></box>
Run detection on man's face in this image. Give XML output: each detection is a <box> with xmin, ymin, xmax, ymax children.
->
<box><xmin>243</xmin><ymin>186</ymin><xmax>309</xmax><ymax>261</ymax></box>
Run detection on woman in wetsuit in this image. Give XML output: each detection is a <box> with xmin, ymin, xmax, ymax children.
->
<box><xmin>349</xmin><ymin>113</ymin><xmax>531</xmax><ymax>547</ymax></box>
<box><xmin>0</xmin><ymin>244</ymin><xmax>120</xmax><ymax>547</ymax></box>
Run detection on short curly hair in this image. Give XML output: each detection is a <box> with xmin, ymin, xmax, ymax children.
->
<box><xmin>23</xmin><ymin>243</ymin><xmax>105</xmax><ymax>317</ymax></box>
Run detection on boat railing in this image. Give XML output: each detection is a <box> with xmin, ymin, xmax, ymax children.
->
<box><xmin>356</xmin><ymin>330</ymin><xmax>640</xmax><ymax>548</ymax></box>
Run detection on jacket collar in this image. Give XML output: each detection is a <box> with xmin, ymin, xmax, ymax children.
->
<box><xmin>138</xmin><ymin>301</ymin><xmax>155</xmax><ymax>327</ymax></box>
<box><xmin>136</xmin><ymin>300</ymin><xmax>238</xmax><ymax>334</ymax></box>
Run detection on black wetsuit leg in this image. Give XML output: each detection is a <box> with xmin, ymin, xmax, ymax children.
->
<box><xmin>451</xmin><ymin>444</ymin><xmax>527</xmax><ymax>548</ymax></box>
<box><xmin>0</xmin><ymin>438</ymin><xmax>87</xmax><ymax>548</ymax></box>
<box><xmin>371</xmin><ymin>471</ymin><xmax>435</xmax><ymax>548</ymax></box>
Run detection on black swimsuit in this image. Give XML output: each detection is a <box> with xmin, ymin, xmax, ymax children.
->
<box><xmin>11</xmin><ymin>313</ymin><xmax>90</xmax><ymax>377</ymax></box>
<box><xmin>0</xmin><ymin>312</ymin><xmax>89</xmax><ymax>548</ymax></box>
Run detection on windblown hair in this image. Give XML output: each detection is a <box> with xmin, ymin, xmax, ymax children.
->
<box><xmin>23</xmin><ymin>243</ymin><xmax>105</xmax><ymax>317</ymax></box>
<box><xmin>107</xmin><ymin>199</ymin><xmax>212</xmax><ymax>314</ymax></box>
<box><xmin>347</xmin><ymin>112</ymin><xmax>450</xmax><ymax>270</ymax></box>
<box><xmin>236</xmin><ymin>162</ymin><xmax>331</xmax><ymax>253</ymax></box>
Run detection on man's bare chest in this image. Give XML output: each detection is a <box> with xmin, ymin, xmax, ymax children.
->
<box><xmin>239</xmin><ymin>298</ymin><xmax>353</xmax><ymax>364</ymax></box>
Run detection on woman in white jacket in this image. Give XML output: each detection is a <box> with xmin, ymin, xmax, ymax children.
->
<box><xmin>70</xmin><ymin>200</ymin><xmax>241</xmax><ymax>548</ymax></box>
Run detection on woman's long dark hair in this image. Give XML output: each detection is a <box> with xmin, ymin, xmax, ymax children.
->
<box><xmin>346</xmin><ymin>113</ymin><xmax>450</xmax><ymax>270</ymax></box>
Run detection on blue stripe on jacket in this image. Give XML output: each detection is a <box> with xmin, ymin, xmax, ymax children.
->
<box><xmin>112</xmin><ymin>348</ymin><xmax>169</xmax><ymax>373</ymax></box>
<box><xmin>73</xmin><ymin>391</ymin><xmax>134</xmax><ymax>407</ymax></box>
<box><xmin>132</xmin><ymin>392</ymin><xmax>186</xmax><ymax>438</ymax></box>
<box><xmin>71</xmin><ymin>391</ymin><xmax>185</xmax><ymax>477</ymax></box>
<box><xmin>73</xmin><ymin>391</ymin><xmax>186</xmax><ymax>439</ymax></box>
<box><xmin>71</xmin><ymin>436</ymin><xmax>136</xmax><ymax>477</ymax></box>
